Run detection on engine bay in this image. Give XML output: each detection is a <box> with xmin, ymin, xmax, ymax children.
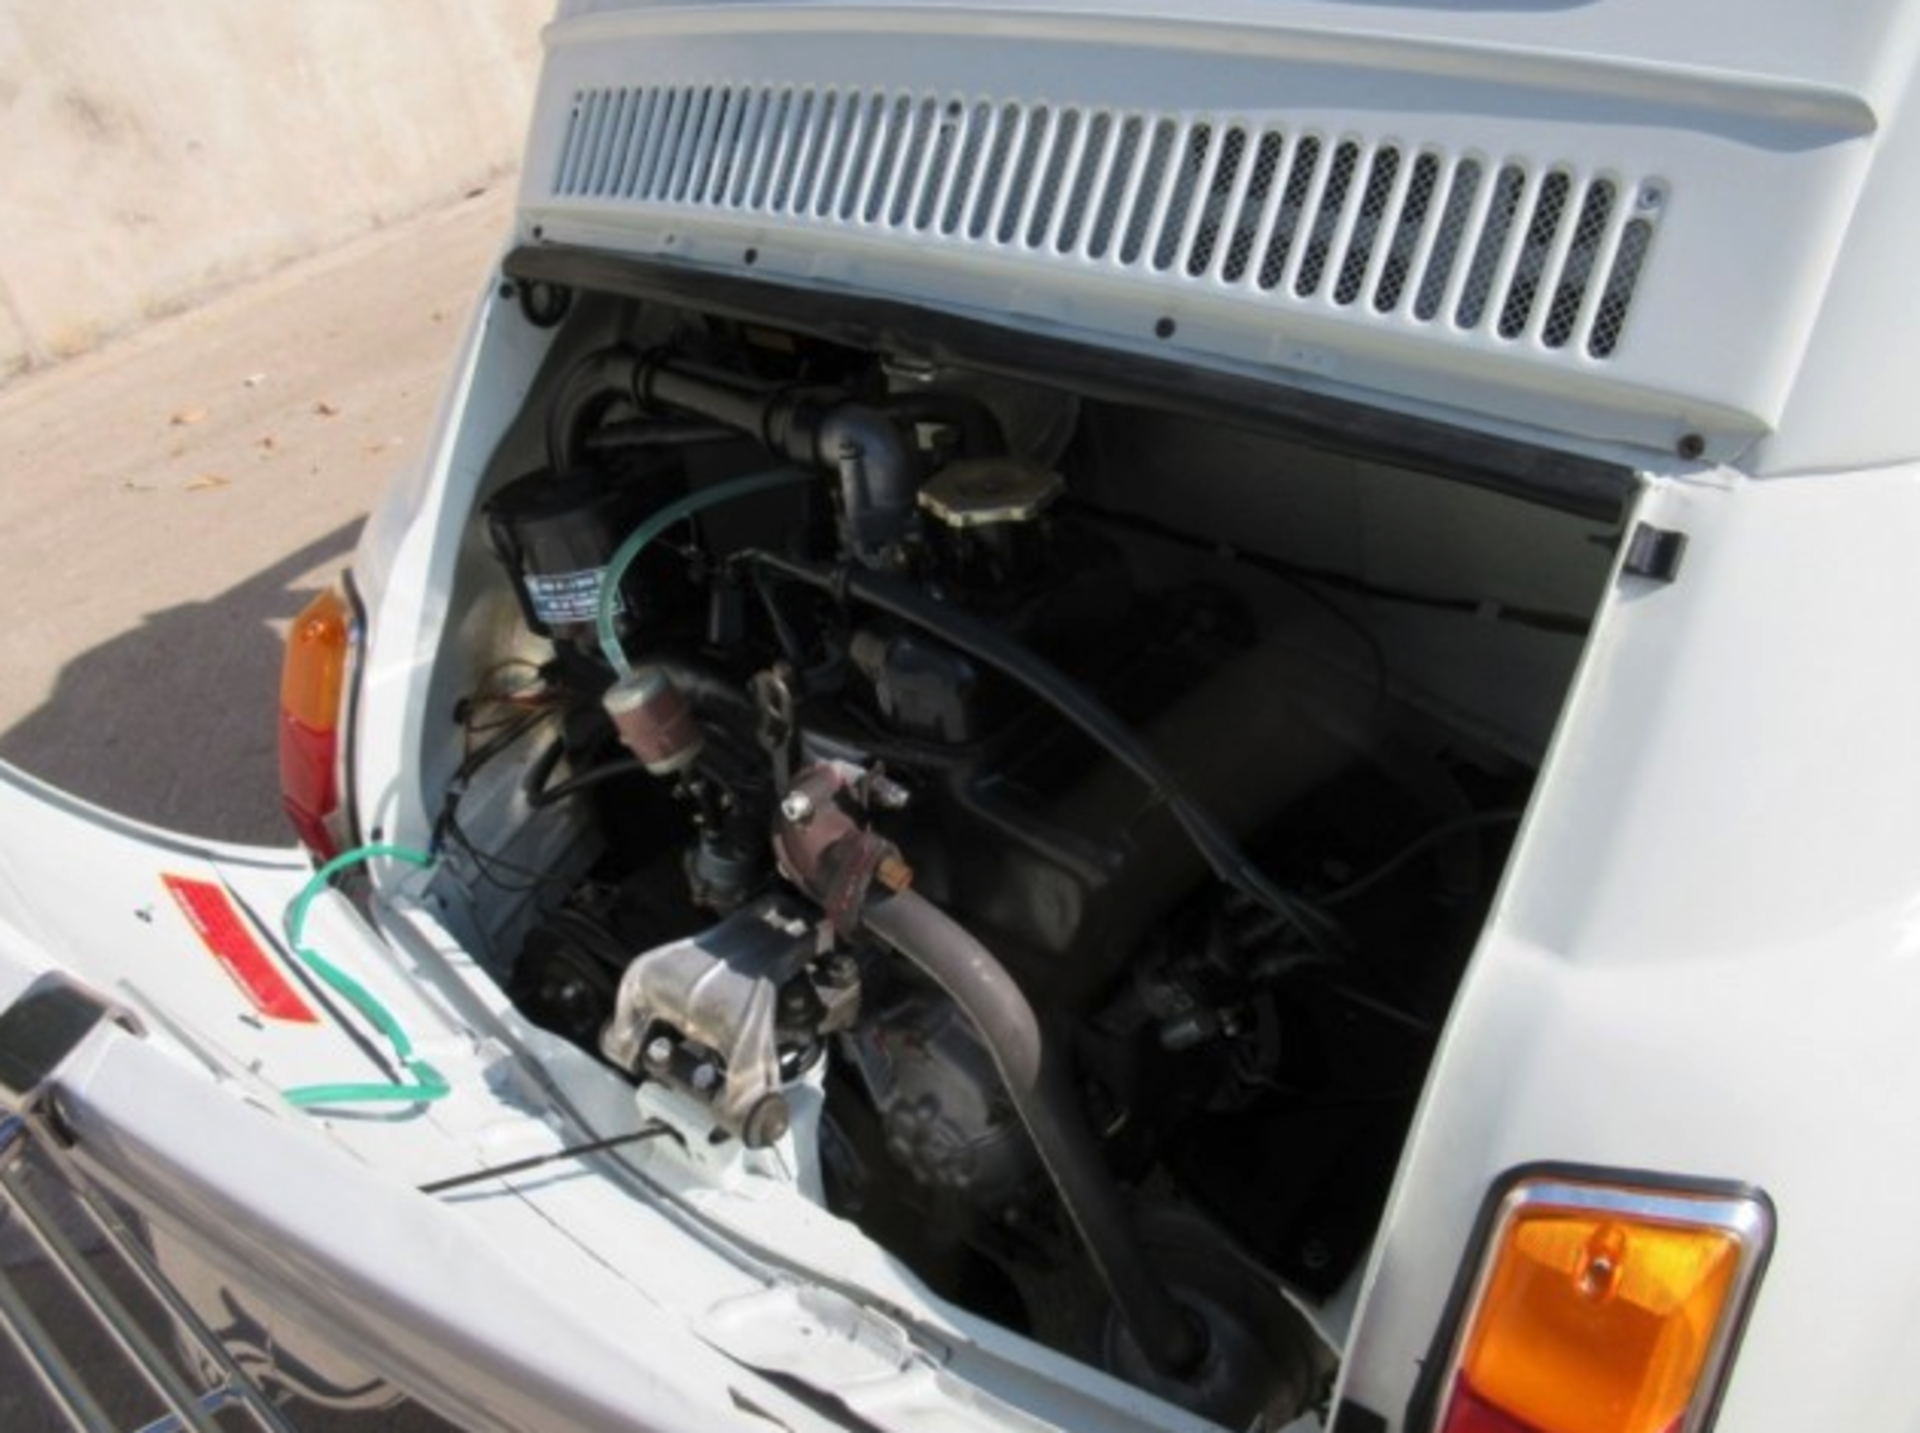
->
<box><xmin>417</xmin><ymin>276</ymin><xmax>1620</xmax><ymax>1427</ymax></box>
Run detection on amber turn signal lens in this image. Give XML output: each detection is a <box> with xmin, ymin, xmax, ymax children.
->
<box><xmin>1438</xmin><ymin>1177</ymin><xmax>1771</xmax><ymax>1433</ymax></box>
<box><xmin>280</xmin><ymin>585</ymin><xmax>357</xmax><ymax>858</ymax></box>
<box><xmin>281</xmin><ymin>587</ymin><xmax>352</xmax><ymax>730</ymax></box>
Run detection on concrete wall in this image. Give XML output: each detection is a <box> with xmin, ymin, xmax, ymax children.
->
<box><xmin>0</xmin><ymin>0</ymin><xmax>552</xmax><ymax>382</ymax></box>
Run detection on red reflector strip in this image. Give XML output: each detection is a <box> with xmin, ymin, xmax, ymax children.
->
<box><xmin>162</xmin><ymin>875</ymin><xmax>319</xmax><ymax>1024</ymax></box>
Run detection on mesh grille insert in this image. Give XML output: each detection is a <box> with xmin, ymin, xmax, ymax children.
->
<box><xmin>1374</xmin><ymin>150</ymin><xmax>1441</xmax><ymax>314</ymax></box>
<box><xmin>552</xmin><ymin>84</ymin><xmax>1664</xmax><ymax>361</ymax></box>
<box><xmin>1258</xmin><ymin>135</ymin><xmax>1321</xmax><ymax>292</ymax></box>
<box><xmin>1085</xmin><ymin>115</ymin><xmax>1143</xmax><ymax>260</ymax></box>
<box><xmin>1457</xmin><ymin>164</ymin><xmax>1528</xmax><ymax>330</ymax></box>
<box><xmin>1589</xmin><ymin>217</ymin><xmax>1654</xmax><ymax>358</ymax></box>
<box><xmin>1295</xmin><ymin>139</ymin><xmax>1361</xmax><ymax>298</ymax></box>
<box><xmin>1186</xmin><ymin>125</ymin><xmax>1246</xmax><ymax>278</ymax></box>
<box><xmin>1498</xmin><ymin>168</ymin><xmax>1572</xmax><ymax>339</ymax></box>
<box><xmin>1335</xmin><ymin>145</ymin><xmax>1401</xmax><ymax>307</ymax></box>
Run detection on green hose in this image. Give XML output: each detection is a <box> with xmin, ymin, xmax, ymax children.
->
<box><xmin>280</xmin><ymin>844</ymin><xmax>450</xmax><ymax>1110</ymax></box>
<box><xmin>280</xmin><ymin>473</ymin><xmax>810</xmax><ymax>1106</ymax></box>
<box><xmin>595</xmin><ymin>468</ymin><xmax>813</xmax><ymax>677</ymax></box>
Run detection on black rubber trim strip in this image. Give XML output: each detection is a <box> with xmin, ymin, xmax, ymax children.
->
<box><xmin>338</xmin><ymin>568</ymin><xmax>369</xmax><ymax>852</ymax></box>
<box><xmin>221</xmin><ymin>885</ymin><xmax>401</xmax><ymax>1085</ymax></box>
<box><xmin>501</xmin><ymin>244</ymin><xmax>1636</xmax><ymax>524</ymax></box>
<box><xmin>1329</xmin><ymin>1400</ymin><xmax>1389</xmax><ymax>1433</ymax></box>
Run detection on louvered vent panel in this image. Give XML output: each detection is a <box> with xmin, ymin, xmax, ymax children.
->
<box><xmin>553</xmin><ymin>85</ymin><xmax>1660</xmax><ymax>360</ymax></box>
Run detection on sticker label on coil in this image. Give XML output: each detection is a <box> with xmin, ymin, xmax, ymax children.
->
<box><xmin>525</xmin><ymin>567</ymin><xmax>622</xmax><ymax>626</ymax></box>
<box><xmin>162</xmin><ymin>874</ymin><xmax>320</xmax><ymax>1024</ymax></box>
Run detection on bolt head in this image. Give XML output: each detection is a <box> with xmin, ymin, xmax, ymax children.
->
<box><xmin>868</xmin><ymin>774</ymin><xmax>911</xmax><ymax>810</ymax></box>
<box><xmin>780</xmin><ymin>791</ymin><xmax>815</xmax><ymax>824</ymax></box>
<box><xmin>742</xmin><ymin>1093</ymin><xmax>792</xmax><ymax>1149</ymax></box>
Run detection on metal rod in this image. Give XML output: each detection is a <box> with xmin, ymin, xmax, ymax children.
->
<box><xmin>4</xmin><ymin>1171</ymin><xmax>228</xmax><ymax>1433</ymax></box>
<box><xmin>130</xmin><ymin>1385</ymin><xmax>247</xmax><ymax>1433</ymax></box>
<box><xmin>419</xmin><ymin>1124</ymin><xmax>677</xmax><ymax>1195</ymax></box>
<box><xmin>0</xmin><ymin>1109</ymin><xmax>298</xmax><ymax>1433</ymax></box>
<box><xmin>0</xmin><ymin>1254</ymin><xmax>120</xmax><ymax>1433</ymax></box>
<box><xmin>0</xmin><ymin>1112</ymin><xmax>27</xmax><ymax>1174</ymax></box>
<box><xmin>58</xmin><ymin>1181</ymin><xmax>302</xmax><ymax>1433</ymax></box>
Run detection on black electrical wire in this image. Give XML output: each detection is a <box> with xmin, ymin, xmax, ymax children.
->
<box><xmin>1073</xmin><ymin>500</ymin><xmax>1592</xmax><ymax>637</ymax></box>
<box><xmin>520</xmin><ymin>733</ymin><xmax>568</xmax><ymax>805</ymax></box>
<box><xmin>1314</xmin><ymin>978</ymin><xmax>1439</xmax><ymax>1035</ymax></box>
<box><xmin>447</xmin><ymin>703</ymin><xmax>552</xmax><ymax>788</ymax></box>
<box><xmin>436</xmin><ymin>806</ymin><xmax>580</xmax><ymax>894</ymax></box>
<box><xmin>747</xmin><ymin>563</ymin><xmax>816</xmax><ymax>670</ymax></box>
<box><xmin>526</xmin><ymin>754</ymin><xmax>650</xmax><ymax>809</ymax></box>
<box><xmin>743</xmin><ymin>550</ymin><xmax>1348</xmax><ymax>954</ymax></box>
<box><xmin>1263</xmin><ymin>563</ymin><xmax>1390</xmax><ymax>709</ymax></box>
<box><xmin>432</xmin><ymin>703</ymin><xmax>579</xmax><ymax>893</ymax></box>
<box><xmin>1320</xmin><ymin>808</ymin><xmax>1524</xmax><ymax>908</ymax></box>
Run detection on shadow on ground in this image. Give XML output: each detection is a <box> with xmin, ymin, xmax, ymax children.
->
<box><xmin>0</xmin><ymin>522</ymin><xmax>362</xmax><ymax>847</ymax></box>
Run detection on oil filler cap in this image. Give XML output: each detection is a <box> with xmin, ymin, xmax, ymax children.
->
<box><xmin>918</xmin><ymin>458</ymin><xmax>1064</xmax><ymax>528</ymax></box>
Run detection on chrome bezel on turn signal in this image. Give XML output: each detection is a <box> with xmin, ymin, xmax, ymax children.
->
<box><xmin>1415</xmin><ymin>1164</ymin><xmax>1775</xmax><ymax>1433</ymax></box>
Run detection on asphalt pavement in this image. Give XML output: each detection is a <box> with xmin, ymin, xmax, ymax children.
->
<box><xmin>0</xmin><ymin>184</ymin><xmax>516</xmax><ymax>845</ymax></box>
<box><xmin>0</xmin><ymin>185</ymin><xmax>516</xmax><ymax>1433</ymax></box>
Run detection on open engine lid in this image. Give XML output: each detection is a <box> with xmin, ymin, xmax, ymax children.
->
<box><xmin>516</xmin><ymin>0</ymin><xmax>1914</xmax><ymax>469</ymax></box>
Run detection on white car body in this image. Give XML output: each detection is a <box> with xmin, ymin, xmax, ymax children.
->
<box><xmin>4</xmin><ymin>2</ymin><xmax>1918</xmax><ymax>1431</ymax></box>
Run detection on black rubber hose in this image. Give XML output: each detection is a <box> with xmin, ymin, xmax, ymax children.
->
<box><xmin>629</xmin><ymin>358</ymin><xmax>921</xmax><ymax>556</ymax></box>
<box><xmin>546</xmin><ymin>346</ymin><xmax>643</xmax><ymax>474</ymax></box>
<box><xmin>746</xmin><ymin>551</ymin><xmax>1346</xmax><ymax>952</ymax></box>
<box><xmin>583</xmin><ymin>420</ymin><xmax>746</xmax><ymax>453</ymax></box>
<box><xmin>859</xmin><ymin>889</ymin><xmax>1204</xmax><ymax>1377</ymax></box>
<box><xmin>548</xmin><ymin>351</ymin><xmax>937</xmax><ymax>558</ymax></box>
<box><xmin>546</xmin><ymin>349</ymin><xmax>770</xmax><ymax>473</ymax></box>
<box><xmin>634</xmin><ymin>360</ymin><xmax>772</xmax><ymax>437</ymax></box>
